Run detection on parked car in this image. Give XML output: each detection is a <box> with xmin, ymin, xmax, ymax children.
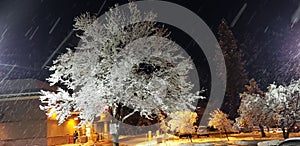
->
<box><xmin>174</xmin><ymin>132</ymin><xmax>193</xmax><ymax>142</ymax></box>
<box><xmin>234</xmin><ymin>126</ymin><xmax>252</xmax><ymax>133</ymax></box>
<box><xmin>275</xmin><ymin>128</ymin><xmax>283</xmax><ymax>133</ymax></box>
<box><xmin>196</xmin><ymin>126</ymin><xmax>210</xmax><ymax>137</ymax></box>
<box><xmin>174</xmin><ymin>126</ymin><xmax>210</xmax><ymax>139</ymax></box>
<box><xmin>278</xmin><ymin>137</ymin><xmax>300</xmax><ymax>146</ymax></box>
<box><xmin>292</xmin><ymin>125</ymin><xmax>300</xmax><ymax>132</ymax></box>
<box><xmin>257</xmin><ymin>140</ymin><xmax>281</xmax><ymax>146</ymax></box>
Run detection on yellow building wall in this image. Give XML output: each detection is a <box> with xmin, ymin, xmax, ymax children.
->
<box><xmin>47</xmin><ymin>118</ymin><xmax>79</xmax><ymax>137</ymax></box>
<box><xmin>47</xmin><ymin>117</ymin><xmax>79</xmax><ymax>146</ymax></box>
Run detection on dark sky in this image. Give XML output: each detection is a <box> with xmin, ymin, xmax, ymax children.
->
<box><xmin>0</xmin><ymin>0</ymin><xmax>300</xmax><ymax>88</ymax></box>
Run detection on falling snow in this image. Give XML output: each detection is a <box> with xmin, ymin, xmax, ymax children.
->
<box><xmin>231</xmin><ymin>3</ymin><xmax>247</xmax><ymax>27</ymax></box>
<box><xmin>48</xmin><ymin>17</ymin><xmax>61</xmax><ymax>34</ymax></box>
<box><xmin>291</xmin><ymin>3</ymin><xmax>300</xmax><ymax>28</ymax></box>
<box><xmin>29</xmin><ymin>26</ymin><xmax>39</xmax><ymax>40</ymax></box>
<box><xmin>24</xmin><ymin>27</ymin><xmax>33</xmax><ymax>37</ymax></box>
<box><xmin>264</xmin><ymin>26</ymin><xmax>269</xmax><ymax>33</ymax></box>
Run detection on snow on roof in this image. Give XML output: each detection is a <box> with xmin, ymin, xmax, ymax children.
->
<box><xmin>0</xmin><ymin>79</ymin><xmax>57</xmax><ymax>98</ymax></box>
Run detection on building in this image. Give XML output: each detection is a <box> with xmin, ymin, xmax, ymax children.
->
<box><xmin>0</xmin><ymin>79</ymin><xmax>81</xmax><ymax>146</ymax></box>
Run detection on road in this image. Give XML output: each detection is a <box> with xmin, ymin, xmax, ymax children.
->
<box><xmin>119</xmin><ymin>134</ymin><xmax>149</xmax><ymax>146</ymax></box>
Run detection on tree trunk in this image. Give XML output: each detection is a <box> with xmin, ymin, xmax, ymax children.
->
<box><xmin>112</xmin><ymin>133</ymin><xmax>119</xmax><ymax>146</ymax></box>
<box><xmin>111</xmin><ymin>122</ymin><xmax>120</xmax><ymax>146</ymax></box>
<box><xmin>110</xmin><ymin>105</ymin><xmax>122</xmax><ymax>146</ymax></box>
<box><xmin>111</xmin><ymin>119</ymin><xmax>120</xmax><ymax>146</ymax></box>
<box><xmin>259</xmin><ymin>124</ymin><xmax>266</xmax><ymax>137</ymax></box>
<box><xmin>258</xmin><ymin>124</ymin><xmax>266</xmax><ymax>137</ymax></box>
<box><xmin>285</xmin><ymin>126</ymin><xmax>294</xmax><ymax>139</ymax></box>
<box><xmin>224</xmin><ymin>127</ymin><xmax>229</xmax><ymax>141</ymax></box>
<box><xmin>282</xmin><ymin>127</ymin><xmax>290</xmax><ymax>139</ymax></box>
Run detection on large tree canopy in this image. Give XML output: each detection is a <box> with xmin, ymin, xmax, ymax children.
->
<box><xmin>40</xmin><ymin>3</ymin><xmax>203</xmax><ymax>128</ymax></box>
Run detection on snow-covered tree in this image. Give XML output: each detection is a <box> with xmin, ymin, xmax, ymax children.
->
<box><xmin>237</xmin><ymin>79</ymin><xmax>300</xmax><ymax>139</ymax></box>
<box><xmin>208</xmin><ymin>109</ymin><xmax>233</xmax><ymax>141</ymax></box>
<box><xmin>237</xmin><ymin>79</ymin><xmax>276</xmax><ymax>137</ymax></box>
<box><xmin>168</xmin><ymin>111</ymin><xmax>197</xmax><ymax>134</ymax></box>
<box><xmin>39</xmin><ymin>3</ymin><xmax>203</xmax><ymax>145</ymax></box>
<box><xmin>217</xmin><ymin>18</ymin><xmax>248</xmax><ymax>119</ymax></box>
<box><xmin>238</xmin><ymin>93</ymin><xmax>274</xmax><ymax>137</ymax></box>
<box><xmin>266</xmin><ymin>79</ymin><xmax>300</xmax><ymax>139</ymax></box>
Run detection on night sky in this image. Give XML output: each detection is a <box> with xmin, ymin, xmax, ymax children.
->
<box><xmin>0</xmin><ymin>0</ymin><xmax>300</xmax><ymax>89</ymax></box>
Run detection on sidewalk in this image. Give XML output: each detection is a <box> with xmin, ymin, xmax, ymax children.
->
<box><xmin>59</xmin><ymin>134</ymin><xmax>147</xmax><ymax>146</ymax></box>
<box><xmin>60</xmin><ymin>140</ymin><xmax>113</xmax><ymax>146</ymax></box>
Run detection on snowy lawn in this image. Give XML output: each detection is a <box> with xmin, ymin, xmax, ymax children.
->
<box><xmin>133</xmin><ymin>131</ymin><xmax>300</xmax><ymax>146</ymax></box>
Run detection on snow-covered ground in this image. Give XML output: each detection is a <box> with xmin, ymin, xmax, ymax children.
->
<box><xmin>131</xmin><ymin>132</ymin><xmax>300</xmax><ymax>146</ymax></box>
<box><xmin>59</xmin><ymin>132</ymin><xmax>300</xmax><ymax>146</ymax></box>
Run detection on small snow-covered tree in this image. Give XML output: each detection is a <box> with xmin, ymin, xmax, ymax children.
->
<box><xmin>266</xmin><ymin>79</ymin><xmax>300</xmax><ymax>139</ymax></box>
<box><xmin>208</xmin><ymin>109</ymin><xmax>233</xmax><ymax>141</ymax></box>
<box><xmin>39</xmin><ymin>3</ymin><xmax>203</xmax><ymax>146</ymax></box>
<box><xmin>168</xmin><ymin>111</ymin><xmax>197</xmax><ymax>134</ymax></box>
